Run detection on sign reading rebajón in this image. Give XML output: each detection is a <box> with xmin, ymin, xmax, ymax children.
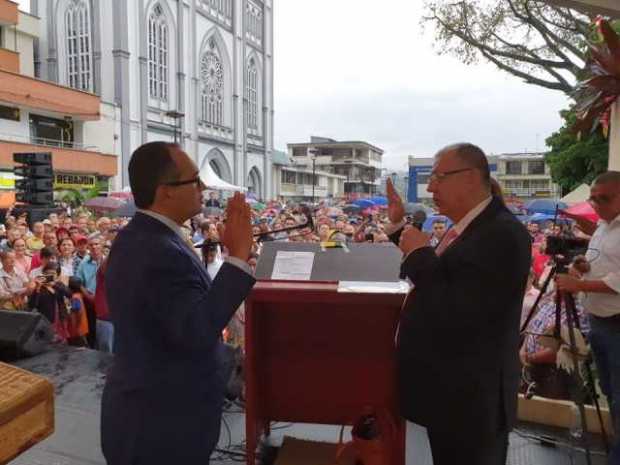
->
<box><xmin>55</xmin><ymin>174</ymin><xmax>96</xmax><ymax>189</ymax></box>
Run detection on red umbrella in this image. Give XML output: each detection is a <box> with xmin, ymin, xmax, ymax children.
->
<box><xmin>84</xmin><ymin>196</ymin><xmax>125</xmax><ymax>211</ymax></box>
<box><xmin>563</xmin><ymin>201</ymin><xmax>600</xmax><ymax>223</ymax></box>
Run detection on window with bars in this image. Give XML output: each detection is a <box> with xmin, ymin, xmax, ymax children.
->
<box><xmin>245</xmin><ymin>1</ymin><xmax>263</xmax><ymax>46</ymax></box>
<box><xmin>246</xmin><ymin>58</ymin><xmax>258</xmax><ymax>130</ymax></box>
<box><xmin>200</xmin><ymin>38</ymin><xmax>224</xmax><ymax>125</ymax></box>
<box><xmin>65</xmin><ymin>0</ymin><xmax>92</xmax><ymax>91</ymax></box>
<box><xmin>148</xmin><ymin>4</ymin><xmax>169</xmax><ymax>102</ymax></box>
<box><xmin>200</xmin><ymin>0</ymin><xmax>232</xmax><ymax>19</ymax></box>
<box><xmin>528</xmin><ymin>160</ymin><xmax>545</xmax><ymax>175</ymax></box>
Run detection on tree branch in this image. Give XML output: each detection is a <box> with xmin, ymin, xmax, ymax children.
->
<box><xmin>480</xmin><ymin>48</ymin><xmax>572</xmax><ymax>92</ymax></box>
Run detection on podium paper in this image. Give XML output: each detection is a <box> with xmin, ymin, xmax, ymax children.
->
<box><xmin>338</xmin><ymin>281</ymin><xmax>411</xmax><ymax>294</ymax></box>
<box><xmin>271</xmin><ymin>251</ymin><xmax>315</xmax><ymax>281</ymax></box>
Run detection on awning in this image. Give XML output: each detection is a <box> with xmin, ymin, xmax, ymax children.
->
<box><xmin>200</xmin><ymin>161</ymin><xmax>246</xmax><ymax>192</ymax></box>
<box><xmin>561</xmin><ymin>183</ymin><xmax>590</xmax><ymax>204</ymax></box>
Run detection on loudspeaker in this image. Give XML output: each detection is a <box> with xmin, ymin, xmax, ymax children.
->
<box><xmin>0</xmin><ymin>310</ymin><xmax>54</xmax><ymax>361</ymax></box>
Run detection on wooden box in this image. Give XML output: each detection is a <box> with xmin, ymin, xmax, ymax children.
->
<box><xmin>0</xmin><ymin>362</ymin><xmax>54</xmax><ymax>464</ymax></box>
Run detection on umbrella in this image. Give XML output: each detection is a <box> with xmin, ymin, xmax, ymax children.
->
<box><xmin>526</xmin><ymin>213</ymin><xmax>560</xmax><ymax>224</ymax></box>
<box><xmin>562</xmin><ymin>201</ymin><xmax>599</xmax><ymax>223</ymax></box>
<box><xmin>84</xmin><ymin>196</ymin><xmax>125</xmax><ymax>211</ymax></box>
<box><xmin>524</xmin><ymin>199</ymin><xmax>567</xmax><ymax>215</ymax></box>
<box><xmin>369</xmin><ymin>196</ymin><xmax>388</xmax><ymax>206</ymax></box>
<box><xmin>352</xmin><ymin>199</ymin><xmax>375</xmax><ymax>209</ymax></box>
<box><xmin>251</xmin><ymin>202</ymin><xmax>266</xmax><ymax>211</ymax></box>
<box><xmin>114</xmin><ymin>199</ymin><xmax>137</xmax><ymax>217</ymax></box>
<box><xmin>342</xmin><ymin>204</ymin><xmax>361</xmax><ymax>214</ymax></box>
<box><xmin>109</xmin><ymin>191</ymin><xmax>133</xmax><ymax>201</ymax></box>
<box><xmin>404</xmin><ymin>202</ymin><xmax>431</xmax><ymax>215</ymax></box>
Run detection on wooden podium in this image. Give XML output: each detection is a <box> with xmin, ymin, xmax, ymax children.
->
<box><xmin>245</xmin><ymin>243</ymin><xmax>407</xmax><ymax>465</ymax></box>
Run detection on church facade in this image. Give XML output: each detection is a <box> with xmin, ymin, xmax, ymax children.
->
<box><xmin>33</xmin><ymin>0</ymin><xmax>274</xmax><ymax>198</ymax></box>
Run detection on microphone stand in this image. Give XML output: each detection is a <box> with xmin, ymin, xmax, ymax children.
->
<box><xmin>196</xmin><ymin>206</ymin><xmax>315</xmax><ymax>248</ymax></box>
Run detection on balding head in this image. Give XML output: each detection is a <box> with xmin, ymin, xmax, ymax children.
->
<box><xmin>436</xmin><ymin>143</ymin><xmax>491</xmax><ymax>188</ymax></box>
<box><xmin>589</xmin><ymin>171</ymin><xmax>620</xmax><ymax>222</ymax></box>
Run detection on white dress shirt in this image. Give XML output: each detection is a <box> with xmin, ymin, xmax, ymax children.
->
<box><xmin>582</xmin><ymin>213</ymin><xmax>620</xmax><ymax>317</ymax></box>
<box><xmin>138</xmin><ymin>209</ymin><xmax>253</xmax><ymax>277</ymax></box>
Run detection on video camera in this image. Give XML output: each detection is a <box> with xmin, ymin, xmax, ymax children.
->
<box><xmin>544</xmin><ymin>235</ymin><xmax>589</xmax><ymax>259</ymax></box>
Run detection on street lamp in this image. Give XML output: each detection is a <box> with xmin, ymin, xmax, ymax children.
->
<box><xmin>165</xmin><ymin>110</ymin><xmax>185</xmax><ymax>144</ymax></box>
<box><xmin>308</xmin><ymin>148</ymin><xmax>318</xmax><ymax>204</ymax></box>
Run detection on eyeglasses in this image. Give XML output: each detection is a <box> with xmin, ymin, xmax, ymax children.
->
<box><xmin>163</xmin><ymin>177</ymin><xmax>204</xmax><ymax>188</ymax></box>
<box><xmin>428</xmin><ymin>168</ymin><xmax>473</xmax><ymax>184</ymax></box>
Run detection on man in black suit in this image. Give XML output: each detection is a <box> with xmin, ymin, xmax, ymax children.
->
<box><xmin>101</xmin><ymin>142</ymin><xmax>255</xmax><ymax>464</ymax></box>
<box><xmin>205</xmin><ymin>191</ymin><xmax>222</xmax><ymax>208</ymax></box>
<box><xmin>386</xmin><ymin>143</ymin><xmax>531</xmax><ymax>465</ymax></box>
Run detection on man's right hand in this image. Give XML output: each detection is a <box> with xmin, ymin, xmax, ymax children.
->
<box><xmin>219</xmin><ymin>192</ymin><xmax>253</xmax><ymax>262</ymax></box>
<box><xmin>386</xmin><ymin>178</ymin><xmax>405</xmax><ymax>224</ymax></box>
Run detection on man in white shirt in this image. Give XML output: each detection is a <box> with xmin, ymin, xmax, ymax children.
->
<box><xmin>557</xmin><ymin>171</ymin><xmax>620</xmax><ymax>464</ymax></box>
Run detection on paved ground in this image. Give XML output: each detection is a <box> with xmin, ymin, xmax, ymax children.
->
<box><xmin>9</xmin><ymin>346</ymin><xmax>608</xmax><ymax>465</ymax></box>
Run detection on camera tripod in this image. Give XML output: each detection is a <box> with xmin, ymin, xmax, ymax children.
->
<box><xmin>520</xmin><ymin>256</ymin><xmax>609</xmax><ymax>464</ymax></box>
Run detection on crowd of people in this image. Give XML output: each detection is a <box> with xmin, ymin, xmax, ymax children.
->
<box><xmin>0</xmin><ymin>193</ymin><xmax>596</xmax><ymax>358</ymax></box>
<box><xmin>0</xmin><ymin>208</ymin><xmax>584</xmax><ymax>385</ymax></box>
<box><xmin>0</xmin><ymin>210</ymin><xmax>123</xmax><ymax>350</ymax></box>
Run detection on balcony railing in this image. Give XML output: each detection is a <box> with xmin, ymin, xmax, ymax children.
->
<box><xmin>0</xmin><ymin>132</ymin><xmax>99</xmax><ymax>152</ymax></box>
<box><xmin>504</xmin><ymin>187</ymin><xmax>559</xmax><ymax>198</ymax></box>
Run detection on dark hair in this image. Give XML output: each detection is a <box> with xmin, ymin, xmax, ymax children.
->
<box><xmin>40</xmin><ymin>246</ymin><xmax>57</xmax><ymax>259</ymax></box>
<box><xmin>129</xmin><ymin>141</ymin><xmax>180</xmax><ymax>208</ymax></box>
<box><xmin>42</xmin><ymin>262</ymin><xmax>60</xmax><ymax>274</ymax></box>
<box><xmin>68</xmin><ymin>276</ymin><xmax>83</xmax><ymax>293</ymax></box>
<box><xmin>438</xmin><ymin>143</ymin><xmax>491</xmax><ymax>186</ymax></box>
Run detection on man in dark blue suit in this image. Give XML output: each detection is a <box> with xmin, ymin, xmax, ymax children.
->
<box><xmin>101</xmin><ymin>141</ymin><xmax>256</xmax><ymax>464</ymax></box>
<box><xmin>386</xmin><ymin>144</ymin><xmax>531</xmax><ymax>465</ymax></box>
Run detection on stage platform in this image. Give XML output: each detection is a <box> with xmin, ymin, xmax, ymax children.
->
<box><xmin>7</xmin><ymin>345</ymin><xmax>608</xmax><ymax>465</ymax></box>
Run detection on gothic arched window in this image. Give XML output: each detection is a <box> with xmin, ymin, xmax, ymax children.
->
<box><xmin>246</xmin><ymin>58</ymin><xmax>258</xmax><ymax>130</ymax></box>
<box><xmin>200</xmin><ymin>38</ymin><xmax>224</xmax><ymax>126</ymax></box>
<box><xmin>148</xmin><ymin>4</ymin><xmax>169</xmax><ymax>101</ymax></box>
<box><xmin>65</xmin><ymin>0</ymin><xmax>92</xmax><ymax>91</ymax></box>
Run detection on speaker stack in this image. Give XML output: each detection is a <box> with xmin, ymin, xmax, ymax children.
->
<box><xmin>12</xmin><ymin>152</ymin><xmax>58</xmax><ymax>225</ymax></box>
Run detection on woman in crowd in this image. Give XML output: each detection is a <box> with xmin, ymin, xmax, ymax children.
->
<box><xmin>11</xmin><ymin>237</ymin><xmax>32</xmax><ymax>276</ymax></box>
<box><xmin>66</xmin><ymin>276</ymin><xmax>89</xmax><ymax>347</ymax></box>
<box><xmin>58</xmin><ymin>238</ymin><xmax>78</xmax><ymax>278</ymax></box>
<box><xmin>0</xmin><ymin>250</ymin><xmax>33</xmax><ymax>311</ymax></box>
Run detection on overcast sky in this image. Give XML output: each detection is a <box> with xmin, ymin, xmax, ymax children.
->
<box><xmin>18</xmin><ymin>0</ymin><xmax>570</xmax><ymax>171</ymax></box>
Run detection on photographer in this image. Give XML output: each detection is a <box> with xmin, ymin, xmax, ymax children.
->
<box><xmin>28</xmin><ymin>262</ymin><xmax>71</xmax><ymax>341</ymax></box>
<box><xmin>556</xmin><ymin>171</ymin><xmax>620</xmax><ymax>464</ymax></box>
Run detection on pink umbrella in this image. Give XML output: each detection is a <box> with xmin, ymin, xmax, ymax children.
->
<box><xmin>562</xmin><ymin>201</ymin><xmax>600</xmax><ymax>223</ymax></box>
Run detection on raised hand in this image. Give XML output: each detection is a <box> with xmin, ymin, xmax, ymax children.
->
<box><xmin>386</xmin><ymin>178</ymin><xmax>405</xmax><ymax>224</ymax></box>
<box><xmin>218</xmin><ymin>192</ymin><xmax>253</xmax><ymax>262</ymax></box>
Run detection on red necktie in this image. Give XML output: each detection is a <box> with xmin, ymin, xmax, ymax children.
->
<box><xmin>435</xmin><ymin>228</ymin><xmax>459</xmax><ymax>256</ymax></box>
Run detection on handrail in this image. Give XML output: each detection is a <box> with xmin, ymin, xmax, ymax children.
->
<box><xmin>0</xmin><ymin>132</ymin><xmax>100</xmax><ymax>152</ymax></box>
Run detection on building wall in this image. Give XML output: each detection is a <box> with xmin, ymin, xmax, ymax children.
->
<box><xmin>34</xmin><ymin>0</ymin><xmax>274</xmax><ymax>196</ymax></box>
<box><xmin>408</xmin><ymin>156</ymin><xmax>499</xmax><ymax>203</ymax></box>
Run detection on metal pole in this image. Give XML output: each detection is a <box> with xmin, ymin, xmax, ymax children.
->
<box><xmin>312</xmin><ymin>157</ymin><xmax>316</xmax><ymax>204</ymax></box>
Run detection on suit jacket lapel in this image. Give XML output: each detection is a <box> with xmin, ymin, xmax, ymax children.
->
<box><xmin>133</xmin><ymin>213</ymin><xmax>212</xmax><ymax>287</ymax></box>
<box><xmin>171</xmin><ymin>234</ymin><xmax>212</xmax><ymax>287</ymax></box>
<box><xmin>441</xmin><ymin>196</ymin><xmax>505</xmax><ymax>254</ymax></box>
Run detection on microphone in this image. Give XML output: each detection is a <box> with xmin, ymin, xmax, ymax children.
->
<box><xmin>196</xmin><ymin>205</ymin><xmax>315</xmax><ymax>248</ymax></box>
